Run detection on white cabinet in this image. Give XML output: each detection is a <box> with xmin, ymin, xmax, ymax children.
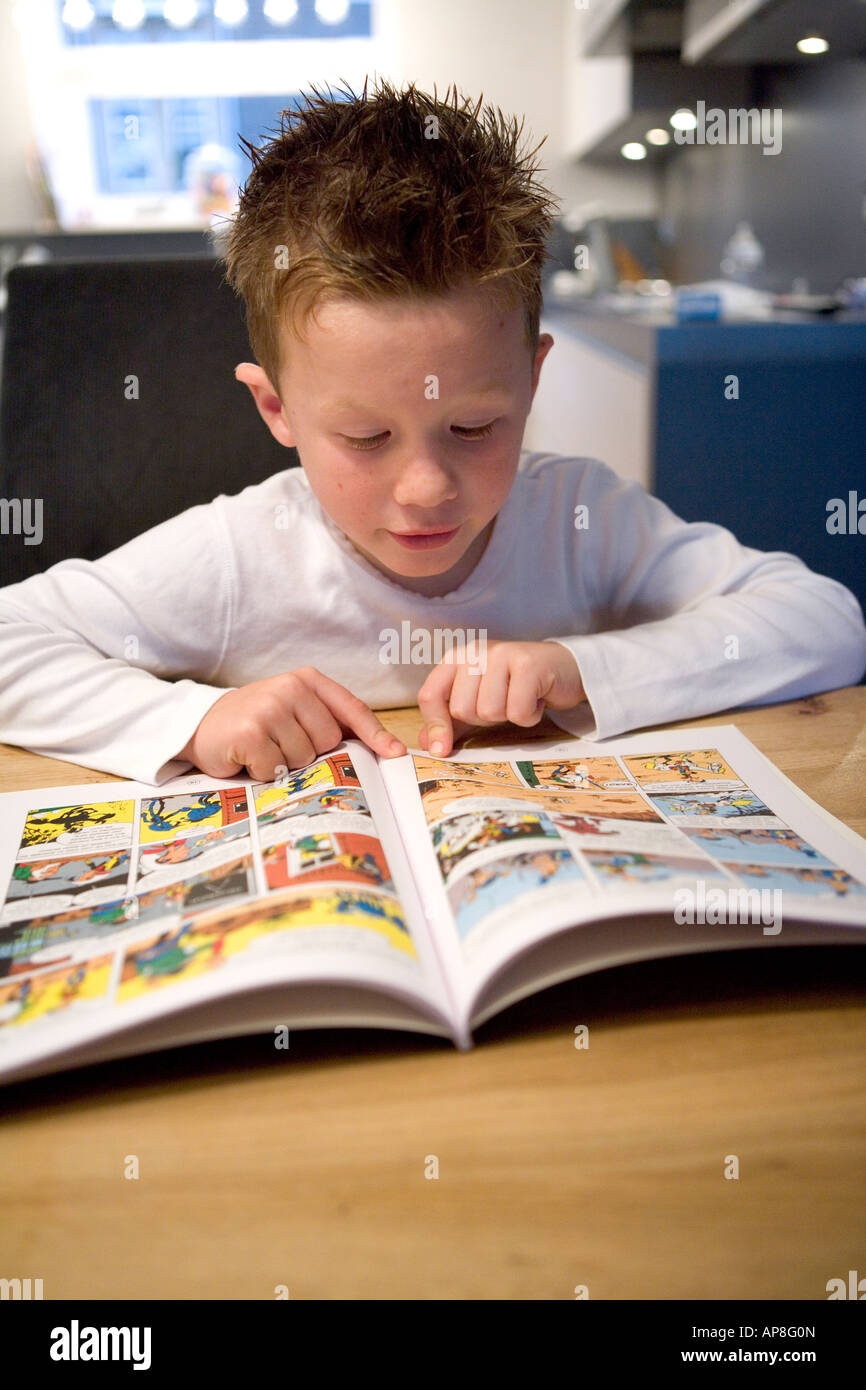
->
<box><xmin>524</xmin><ymin>310</ymin><xmax>653</xmax><ymax>489</ymax></box>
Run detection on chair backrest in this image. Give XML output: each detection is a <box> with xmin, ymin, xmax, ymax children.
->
<box><xmin>0</xmin><ymin>256</ymin><xmax>298</xmax><ymax>584</ymax></box>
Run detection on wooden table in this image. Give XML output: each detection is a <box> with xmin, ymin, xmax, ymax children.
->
<box><xmin>1</xmin><ymin>687</ymin><xmax>864</xmax><ymax>1300</ymax></box>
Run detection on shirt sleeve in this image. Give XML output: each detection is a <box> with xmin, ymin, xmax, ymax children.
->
<box><xmin>0</xmin><ymin>498</ymin><xmax>237</xmax><ymax>785</ymax></box>
<box><xmin>543</xmin><ymin>460</ymin><xmax>866</xmax><ymax>740</ymax></box>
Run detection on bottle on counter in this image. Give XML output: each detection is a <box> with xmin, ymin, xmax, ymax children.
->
<box><xmin>721</xmin><ymin>221</ymin><xmax>765</xmax><ymax>287</ymax></box>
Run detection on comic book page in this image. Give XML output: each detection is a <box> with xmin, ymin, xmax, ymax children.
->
<box><xmin>379</xmin><ymin>724</ymin><xmax>866</xmax><ymax>1029</ymax></box>
<box><xmin>0</xmin><ymin>746</ymin><xmax>455</xmax><ymax>1082</ymax></box>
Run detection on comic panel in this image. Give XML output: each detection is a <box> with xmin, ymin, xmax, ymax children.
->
<box><xmin>516</xmin><ymin>756</ymin><xmax>632</xmax><ymax>792</ymax></box>
<box><xmin>726</xmin><ymin>862</ymin><xmax>866</xmax><ymax>902</ymax></box>
<box><xmin>138</xmin><ymin>787</ymin><xmax>249</xmax><ymax>845</ymax></box>
<box><xmin>550</xmin><ymin>808</ymin><xmax>687</xmax><ymax>855</ymax></box>
<box><xmin>251</xmin><ymin>752</ymin><xmax>362</xmax><ymax>825</ymax></box>
<box><xmin>261</xmin><ymin>831</ymin><xmax>395</xmax><ymax>895</ymax></box>
<box><xmin>255</xmin><ymin>786</ymin><xmax>371</xmax><ymax>829</ymax></box>
<box><xmin>650</xmin><ymin>789</ymin><xmax>777</xmax><ymax>827</ymax></box>
<box><xmin>622</xmin><ymin>749</ymin><xmax>744</xmax><ymax>793</ymax></box>
<box><xmin>446</xmin><ymin>846</ymin><xmax>586</xmax><ymax>941</ymax></box>
<box><xmin>0</xmin><ymin>897</ymin><xmax>141</xmax><ymax>978</ymax></box>
<box><xmin>411</xmin><ymin>755</ymin><xmax>526</xmax><ymax>788</ymax></box>
<box><xmin>116</xmin><ymin>885</ymin><xmax>415</xmax><ymax>1001</ymax></box>
<box><xmin>0</xmin><ymin>853</ymin><xmax>258</xmax><ymax>979</ymax></box>
<box><xmin>4</xmin><ymin>849</ymin><xmax>131</xmax><ymax>920</ymax></box>
<box><xmin>432</xmin><ymin>807</ymin><xmax>563</xmax><ymax>885</ymax></box>
<box><xmin>681</xmin><ymin>826</ymin><xmax>834</xmax><ymax>869</ymax></box>
<box><xmin>2</xmin><ymin>801</ymin><xmax>137</xmax><ymax>927</ymax></box>
<box><xmin>417</xmin><ymin>776</ymin><xmax>659</xmax><ymax>830</ymax></box>
<box><xmin>15</xmin><ymin>799</ymin><xmax>136</xmax><ymax>856</ymax></box>
<box><xmin>136</xmin><ymin>819</ymin><xmax>250</xmax><ymax>892</ymax></box>
<box><xmin>585</xmin><ymin>850</ymin><xmax>732</xmax><ymax>893</ymax></box>
<box><xmin>0</xmin><ymin>953</ymin><xmax>114</xmax><ymax>1037</ymax></box>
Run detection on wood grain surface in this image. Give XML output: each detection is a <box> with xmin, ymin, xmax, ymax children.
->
<box><xmin>0</xmin><ymin>686</ymin><xmax>863</xmax><ymax>1299</ymax></box>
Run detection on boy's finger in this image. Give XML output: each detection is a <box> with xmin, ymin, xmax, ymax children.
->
<box><xmin>417</xmin><ymin>667</ymin><xmax>457</xmax><ymax>756</ymax></box>
<box><xmin>304</xmin><ymin>669</ymin><xmax>405</xmax><ymax>757</ymax></box>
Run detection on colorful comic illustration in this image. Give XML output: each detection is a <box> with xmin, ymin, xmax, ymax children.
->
<box><xmin>136</xmin><ymin>820</ymin><xmax>249</xmax><ymax>878</ymax></box>
<box><xmin>517</xmin><ymin>757</ymin><xmax>630</xmax><ymax>791</ymax></box>
<box><xmin>584</xmin><ymin>850</ymin><xmax>731</xmax><ymax>890</ymax></box>
<box><xmin>447</xmin><ymin>847</ymin><xmax>585</xmax><ymax>940</ymax></box>
<box><xmin>623</xmin><ymin>750</ymin><xmax>742</xmax><ymax>788</ymax></box>
<box><xmin>0</xmin><ymin>894</ymin><xmax>141</xmax><ymax>978</ymax></box>
<box><xmin>262</xmin><ymin>832</ymin><xmax>394</xmax><ymax>894</ymax></box>
<box><xmin>138</xmin><ymin>788</ymin><xmax>249</xmax><ymax>845</ymax></box>
<box><xmin>432</xmin><ymin>809</ymin><xmax>562</xmax><ymax>881</ymax></box>
<box><xmin>411</xmin><ymin>755</ymin><xmax>525</xmax><ymax>787</ymax></box>
<box><xmin>116</xmin><ymin>886</ymin><xmax>414</xmax><ymax>1000</ymax></box>
<box><xmin>252</xmin><ymin>753</ymin><xmax>361</xmax><ymax>822</ymax></box>
<box><xmin>0</xmin><ymin>852</ymin><xmax>258</xmax><ymax>979</ymax></box>
<box><xmin>726</xmin><ymin>863</ymin><xmax>866</xmax><ymax>899</ymax></box>
<box><xmin>16</xmin><ymin>800</ymin><xmax>135</xmax><ymax>855</ymax></box>
<box><xmin>551</xmin><ymin>812</ymin><xmax>686</xmax><ymax>855</ymax></box>
<box><xmin>0</xmin><ymin>953</ymin><xmax>113</xmax><ymax>1033</ymax></box>
<box><xmin>651</xmin><ymin>790</ymin><xmax>772</xmax><ymax>819</ymax></box>
<box><xmin>253</xmin><ymin>784</ymin><xmax>368</xmax><ymax>827</ymax></box>
<box><xmin>417</xmin><ymin>776</ymin><xmax>659</xmax><ymax>828</ymax></box>
<box><xmin>681</xmin><ymin>826</ymin><xmax>833</xmax><ymax>868</ymax></box>
<box><xmin>6</xmin><ymin>850</ymin><xmax>130</xmax><ymax>904</ymax></box>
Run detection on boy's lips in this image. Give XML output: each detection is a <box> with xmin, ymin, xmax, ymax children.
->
<box><xmin>387</xmin><ymin>526</ymin><xmax>460</xmax><ymax>550</ymax></box>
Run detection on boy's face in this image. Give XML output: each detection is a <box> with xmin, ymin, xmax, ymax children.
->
<box><xmin>237</xmin><ymin>285</ymin><xmax>552</xmax><ymax>596</ymax></box>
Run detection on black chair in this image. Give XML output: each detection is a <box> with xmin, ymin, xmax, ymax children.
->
<box><xmin>0</xmin><ymin>256</ymin><xmax>298</xmax><ymax>585</ymax></box>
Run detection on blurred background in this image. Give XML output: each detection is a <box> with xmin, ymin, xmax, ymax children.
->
<box><xmin>0</xmin><ymin>0</ymin><xmax>864</xmax><ymax>615</ymax></box>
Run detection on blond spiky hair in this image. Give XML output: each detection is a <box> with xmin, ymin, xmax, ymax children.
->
<box><xmin>221</xmin><ymin>77</ymin><xmax>559</xmax><ymax>392</ymax></box>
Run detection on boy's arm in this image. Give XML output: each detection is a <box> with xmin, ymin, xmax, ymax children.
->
<box><xmin>544</xmin><ymin>461</ymin><xmax>866</xmax><ymax>740</ymax></box>
<box><xmin>0</xmin><ymin>501</ymin><xmax>235</xmax><ymax>784</ymax></box>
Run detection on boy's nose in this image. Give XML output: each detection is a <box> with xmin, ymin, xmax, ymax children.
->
<box><xmin>392</xmin><ymin>454</ymin><xmax>459</xmax><ymax>507</ymax></box>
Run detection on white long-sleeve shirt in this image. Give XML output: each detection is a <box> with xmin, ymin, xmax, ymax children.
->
<box><xmin>1</xmin><ymin>450</ymin><xmax>864</xmax><ymax>786</ymax></box>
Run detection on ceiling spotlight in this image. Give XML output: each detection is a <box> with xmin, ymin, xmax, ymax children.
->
<box><xmin>646</xmin><ymin>128</ymin><xmax>670</xmax><ymax>146</ymax></box>
<box><xmin>164</xmin><ymin>0</ymin><xmax>199</xmax><ymax>28</ymax></box>
<box><xmin>214</xmin><ymin>0</ymin><xmax>249</xmax><ymax>25</ymax></box>
<box><xmin>670</xmin><ymin>109</ymin><xmax>698</xmax><ymax>131</ymax></box>
<box><xmin>264</xmin><ymin>0</ymin><xmax>299</xmax><ymax>22</ymax></box>
<box><xmin>113</xmin><ymin>0</ymin><xmax>146</xmax><ymax>29</ymax></box>
<box><xmin>315</xmin><ymin>0</ymin><xmax>351</xmax><ymax>23</ymax></box>
<box><xmin>796</xmin><ymin>36</ymin><xmax>829</xmax><ymax>54</ymax></box>
<box><xmin>61</xmin><ymin>0</ymin><xmax>95</xmax><ymax>27</ymax></box>
<box><xmin>621</xmin><ymin>142</ymin><xmax>647</xmax><ymax>161</ymax></box>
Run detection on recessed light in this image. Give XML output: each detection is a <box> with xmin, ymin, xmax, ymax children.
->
<box><xmin>670</xmin><ymin>109</ymin><xmax>698</xmax><ymax>131</ymax></box>
<box><xmin>646</xmin><ymin>128</ymin><xmax>670</xmax><ymax>146</ymax></box>
<box><xmin>622</xmin><ymin>142</ymin><xmax>647</xmax><ymax>161</ymax></box>
<box><xmin>797</xmin><ymin>36</ymin><xmax>829</xmax><ymax>54</ymax></box>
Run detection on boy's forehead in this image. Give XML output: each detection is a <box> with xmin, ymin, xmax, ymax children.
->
<box><xmin>277</xmin><ymin>287</ymin><xmax>527</xmax><ymax>391</ymax></box>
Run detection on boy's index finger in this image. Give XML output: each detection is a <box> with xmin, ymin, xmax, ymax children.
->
<box><xmin>303</xmin><ymin>669</ymin><xmax>405</xmax><ymax>757</ymax></box>
<box><xmin>417</xmin><ymin>665</ymin><xmax>456</xmax><ymax>757</ymax></box>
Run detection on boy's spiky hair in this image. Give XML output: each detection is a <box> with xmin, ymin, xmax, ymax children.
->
<box><xmin>221</xmin><ymin>77</ymin><xmax>560</xmax><ymax>393</ymax></box>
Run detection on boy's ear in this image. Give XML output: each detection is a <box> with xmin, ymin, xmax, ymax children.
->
<box><xmin>530</xmin><ymin>333</ymin><xmax>554</xmax><ymax>403</ymax></box>
<box><xmin>234</xmin><ymin>362</ymin><xmax>295</xmax><ymax>447</ymax></box>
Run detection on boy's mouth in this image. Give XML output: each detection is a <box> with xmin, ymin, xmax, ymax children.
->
<box><xmin>387</xmin><ymin>527</ymin><xmax>459</xmax><ymax>550</ymax></box>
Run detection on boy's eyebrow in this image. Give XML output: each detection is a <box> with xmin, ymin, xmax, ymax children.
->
<box><xmin>322</xmin><ymin>388</ymin><xmax>511</xmax><ymax>414</ymax></box>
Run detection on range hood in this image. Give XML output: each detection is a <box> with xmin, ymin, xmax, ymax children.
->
<box><xmin>683</xmin><ymin>0</ymin><xmax>866</xmax><ymax>63</ymax></box>
<box><xmin>583</xmin><ymin>0</ymin><xmax>866</xmax><ymax>64</ymax></box>
<box><xmin>576</xmin><ymin>53</ymin><xmax>753</xmax><ymax>163</ymax></box>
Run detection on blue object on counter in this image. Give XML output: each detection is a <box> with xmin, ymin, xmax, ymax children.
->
<box><xmin>675</xmin><ymin>290</ymin><xmax>722</xmax><ymax>322</ymax></box>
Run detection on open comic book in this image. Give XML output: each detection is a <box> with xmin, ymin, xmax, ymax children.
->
<box><xmin>1</xmin><ymin>724</ymin><xmax>865</xmax><ymax>1084</ymax></box>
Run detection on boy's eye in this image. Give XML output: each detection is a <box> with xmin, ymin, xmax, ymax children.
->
<box><xmin>341</xmin><ymin>420</ymin><xmax>497</xmax><ymax>451</ymax></box>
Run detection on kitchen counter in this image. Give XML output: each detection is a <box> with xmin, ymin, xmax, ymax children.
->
<box><xmin>528</xmin><ymin>300</ymin><xmax>866</xmax><ymax>628</ymax></box>
<box><xmin>541</xmin><ymin>299</ymin><xmax>866</xmax><ymax>368</ymax></box>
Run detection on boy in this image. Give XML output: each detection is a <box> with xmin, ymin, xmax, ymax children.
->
<box><xmin>1</xmin><ymin>81</ymin><xmax>864</xmax><ymax>787</ymax></box>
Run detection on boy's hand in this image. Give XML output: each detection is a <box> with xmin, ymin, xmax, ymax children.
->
<box><xmin>177</xmin><ymin>668</ymin><xmax>405</xmax><ymax>780</ymax></box>
<box><xmin>417</xmin><ymin>641</ymin><xmax>585</xmax><ymax>757</ymax></box>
